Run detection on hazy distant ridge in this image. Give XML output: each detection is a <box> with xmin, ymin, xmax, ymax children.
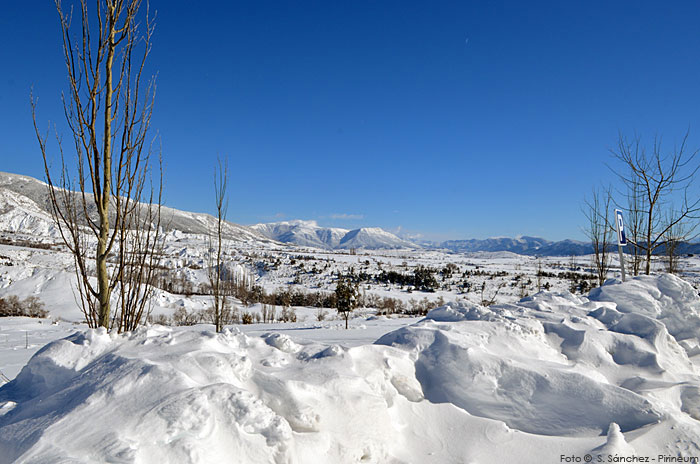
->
<box><xmin>421</xmin><ymin>236</ymin><xmax>594</xmax><ymax>256</ymax></box>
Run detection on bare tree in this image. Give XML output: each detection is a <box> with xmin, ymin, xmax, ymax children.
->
<box><xmin>610</xmin><ymin>132</ymin><xmax>700</xmax><ymax>274</ymax></box>
<box><xmin>479</xmin><ymin>280</ymin><xmax>505</xmax><ymax>306</ymax></box>
<box><xmin>663</xmin><ymin>208</ymin><xmax>690</xmax><ymax>274</ymax></box>
<box><xmin>33</xmin><ymin>0</ymin><xmax>161</xmax><ymax>331</ymax></box>
<box><xmin>583</xmin><ymin>187</ymin><xmax>613</xmax><ymax>287</ymax></box>
<box><xmin>113</xmin><ymin>174</ymin><xmax>163</xmax><ymax>332</ymax></box>
<box><xmin>625</xmin><ymin>175</ymin><xmax>646</xmax><ymax>276</ymax></box>
<box><xmin>208</xmin><ymin>157</ymin><xmax>228</xmax><ymax>332</ymax></box>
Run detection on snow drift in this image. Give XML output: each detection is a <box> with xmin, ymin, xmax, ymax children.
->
<box><xmin>1</xmin><ymin>275</ymin><xmax>700</xmax><ymax>463</ymax></box>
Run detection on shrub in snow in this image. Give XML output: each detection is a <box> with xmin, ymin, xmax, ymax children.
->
<box><xmin>149</xmin><ymin>314</ymin><xmax>169</xmax><ymax>326</ymax></box>
<box><xmin>171</xmin><ymin>307</ymin><xmax>199</xmax><ymax>326</ymax></box>
<box><xmin>279</xmin><ymin>307</ymin><xmax>296</xmax><ymax>323</ymax></box>
<box><xmin>241</xmin><ymin>312</ymin><xmax>253</xmax><ymax>324</ymax></box>
<box><xmin>0</xmin><ymin>295</ymin><xmax>47</xmax><ymax>318</ymax></box>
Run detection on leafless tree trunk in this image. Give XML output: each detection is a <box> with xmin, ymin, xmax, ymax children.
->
<box><xmin>33</xmin><ymin>0</ymin><xmax>161</xmax><ymax>331</ymax></box>
<box><xmin>583</xmin><ymin>187</ymin><xmax>612</xmax><ymax>287</ymax></box>
<box><xmin>208</xmin><ymin>158</ymin><xmax>228</xmax><ymax>332</ymax></box>
<box><xmin>610</xmin><ymin>132</ymin><xmax>700</xmax><ymax>275</ymax></box>
<box><xmin>624</xmin><ymin>175</ymin><xmax>646</xmax><ymax>276</ymax></box>
<box><xmin>663</xmin><ymin>208</ymin><xmax>691</xmax><ymax>274</ymax></box>
<box><xmin>113</xmin><ymin>169</ymin><xmax>163</xmax><ymax>332</ymax></box>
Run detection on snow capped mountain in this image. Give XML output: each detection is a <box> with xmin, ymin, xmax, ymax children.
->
<box><xmin>0</xmin><ymin>171</ymin><xmax>269</xmax><ymax>243</ymax></box>
<box><xmin>337</xmin><ymin>227</ymin><xmax>415</xmax><ymax>249</ymax></box>
<box><xmin>252</xmin><ymin>220</ymin><xmax>418</xmax><ymax>250</ymax></box>
<box><xmin>251</xmin><ymin>220</ymin><xmax>348</xmax><ymax>249</ymax></box>
<box><xmin>157</xmin><ymin>205</ymin><xmax>269</xmax><ymax>243</ymax></box>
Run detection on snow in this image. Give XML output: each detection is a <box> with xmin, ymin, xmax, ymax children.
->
<box><xmin>0</xmin><ymin>317</ymin><xmax>80</xmax><ymax>380</ymax></box>
<box><xmin>252</xmin><ymin>220</ymin><xmax>417</xmax><ymax>250</ymax></box>
<box><xmin>589</xmin><ymin>275</ymin><xmax>700</xmax><ymax>344</ymax></box>
<box><xmin>592</xmin><ymin>423</ymin><xmax>636</xmax><ymax>458</ymax></box>
<box><xmin>0</xmin><ymin>171</ymin><xmax>268</xmax><ymax>242</ymax></box>
<box><xmin>2</xmin><ymin>275</ymin><xmax>700</xmax><ymax>463</ymax></box>
<box><xmin>2</xmin><ymin>172</ymin><xmax>700</xmax><ymax>462</ymax></box>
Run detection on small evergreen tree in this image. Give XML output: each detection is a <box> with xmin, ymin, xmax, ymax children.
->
<box><xmin>335</xmin><ymin>277</ymin><xmax>359</xmax><ymax>329</ymax></box>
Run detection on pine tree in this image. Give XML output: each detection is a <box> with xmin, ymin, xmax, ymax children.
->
<box><xmin>335</xmin><ymin>276</ymin><xmax>359</xmax><ymax>329</ymax></box>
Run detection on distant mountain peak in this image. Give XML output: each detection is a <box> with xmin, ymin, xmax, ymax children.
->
<box><xmin>251</xmin><ymin>220</ymin><xmax>418</xmax><ymax>250</ymax></box>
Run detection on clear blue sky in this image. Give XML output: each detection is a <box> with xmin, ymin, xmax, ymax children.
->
<box><xmin>3</xmin><ymin>1</ymin><xmax>700</xmax><ymax>241</ymax></box>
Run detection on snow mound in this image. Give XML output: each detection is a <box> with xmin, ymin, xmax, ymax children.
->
<box><xmin>378</xmin><ymin>311</ymin><xmax>662</xmax><ymax>436</ymax></box>
<box><xmin>380</xmin><ymin>275</ymin><xmax>700</xmax><ymax>443</ymax></box>
<box><xmin>591</xmin><ymin>423</ymin><xmax>636</xmax><ymax>458</ymax></box>
<box><xmin>2</xmin><ymin>274</ymin><xmax>700</xmax><ymax>462</ymax></box>
<box><xmin>2</xmin><ymin>326</ymin><xmax>439</xmax><ymax>463</ymax></box>
<box><xmin>589</xmin><ymin>274</ymin><xmax>700</xmax><ymax>343</ymax></box>
<box><xmin>424</xmin><ymin>301</ymin><xmax>499</xmax><ymax>322</ymax></box>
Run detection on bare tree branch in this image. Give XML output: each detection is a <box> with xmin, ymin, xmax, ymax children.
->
<box><xmin>608</xmin><ymin>131</ymin><xmax>700</xmax><ymax>274</ymax></box>
<box><xmin>34</xmin><ymin>0</ymin><xmax>161</xmax><ymax>332</ymax></box>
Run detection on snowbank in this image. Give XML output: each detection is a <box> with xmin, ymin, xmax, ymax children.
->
<box><xmin>1</xmin><ymin>275</ymin><xmax>700</xmax><ymax>463</ymax></box>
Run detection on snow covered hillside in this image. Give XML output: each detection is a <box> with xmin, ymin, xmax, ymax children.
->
<box><xmin>0</xmin><ymin>171</ymin><xmax>270</xmax><ymax>243</ymax></box>
<box><xmin>0</xmin><ymin>174</ymin><xmax>62</xmax><ymax>242</ymax></box>
<box><xmin>1</xmin><ymin>275</ymin><xmax>700</xmax><ymax>463</ymax></box>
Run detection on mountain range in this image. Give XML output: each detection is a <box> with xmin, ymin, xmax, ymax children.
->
<box><xmin>0</xmin><ymin>172</ymin><xmax>417</xmax><ymax>250</ymax></box>
<box><xmin>251</xmin><ymin>222</ymin><xmax>600</xmax><ymax>255</ymax></box>
<box><xmin>6</xmin><ymin>171</ymin><xmax>696</xmax><ymax>256</ymax></box>
<box><xmin>426</xmin><ymin>236</ymin><xmax>594</xmax><ymax>256</ymax></box>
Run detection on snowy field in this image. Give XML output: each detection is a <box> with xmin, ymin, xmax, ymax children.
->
<box><xmin>1</xmin><ymin>274</ymin><xmax>700</xmax><ymax>463</ymax></box>
<box><xmin>1</xmin><ymin>176</ymin><xmax>700</xmax><ymax>462</ymax></box>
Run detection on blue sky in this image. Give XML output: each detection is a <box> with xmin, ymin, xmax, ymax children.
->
<box><xmin>2</xmin><ymin>1</ymin><xmax>700</xmax><ymax>241</ymax></box>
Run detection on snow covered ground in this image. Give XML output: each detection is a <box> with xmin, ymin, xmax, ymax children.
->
<box><xmin>0</xmin><ymin>318</ymin><xmax>80</xmax><ymax>381</ymax></box>
<box><xmin>1</xmin><ymin>274</ymin><xmax>700</xmax><ymax>463</ymax></box>
<box><xmin>2</xmin><ymin>174</ymin><xmax>700</xmax><ymax>462</ymax></box>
